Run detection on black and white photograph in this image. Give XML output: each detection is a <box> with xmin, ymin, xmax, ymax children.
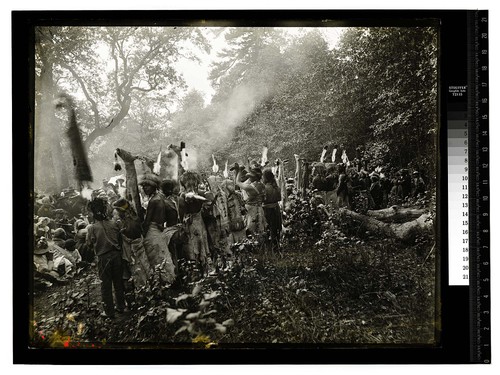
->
<box><xmin>27</xmin><ymin>18</ymin><xmax>440</xmax><ymax>351</ymax></box>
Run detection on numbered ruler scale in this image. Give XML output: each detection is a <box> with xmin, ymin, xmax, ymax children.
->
<box><xmin>447</xmin><ymin>10</ymin><xmax>490</xmax><ymax>363</ymax></box>
<box><xmin>469</xmin><ymin>11</ymin><xmax>490</xmax><ymax>364</ymax></box>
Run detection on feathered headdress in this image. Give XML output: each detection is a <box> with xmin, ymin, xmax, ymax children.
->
<box><xmin>153</xmin><ymin>148</ymin><xmax>162</xmax><ymax>175</ymax></box>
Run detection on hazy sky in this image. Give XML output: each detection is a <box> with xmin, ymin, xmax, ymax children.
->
<box><xmin>175</xmin><ymin>27</ymin><xmax>345</xmax><ymax>105</ymax></box>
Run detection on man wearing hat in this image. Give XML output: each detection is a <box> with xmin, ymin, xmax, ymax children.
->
<box><xmin>139</xmin><ymin>173</ymin><xmax>176</xmax><ymax>284</ymax></box>
<box><xmin>37</xmin><ymin>197</ymin><xmax>55</xmax><ymax>219</ymax></box>
<box><xmin>50</xmin><ymin>227</ymin><xmax>76</xmax><ymax>276</ymax></box>
<box><xmin>33</xmin><ymin>237</ymin><xmax>71</xmax><ymax>285</ymax></box>
<box><xmin>412</xmin><ymin>170</ymin><xmax>426</xmax><ymax>197</ymax></box>
<box><xmin>86</xmin><ymin>197</ymin><xmax>126</xmax><ymax>319</ymax></box>
<box><xmin>88</xmin><ymin>189</ymin><xmax>112</xmax><ymax>219</ymax></box>
<box><xmin>33</xmin><ymin>238</ymin><xmax>57</xmax><ymax>276</ymax></box>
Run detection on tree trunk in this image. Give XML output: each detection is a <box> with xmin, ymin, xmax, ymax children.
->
<box><xmin>341</xmin><ymin>209</ymin><xmax>433</xmax><ymax>243</ymax></box>
<box><xmin>366</xmin><ymin>206</ymin><xmax>426</xmax><ymax>223</ymax></box>
<box><xmin>36</xmin><ymin>52</ymin><xmax>69</xmax><ymax>193</ymax></box>
<box><xmin>83</xmin><ymin>96</ymin><xmax>131</xmax><ymax>152</ymax></box>
<box><xmin>115</xmin><ymin>148</ymin><xmax>144</xmax><ymax>222</ymax></box>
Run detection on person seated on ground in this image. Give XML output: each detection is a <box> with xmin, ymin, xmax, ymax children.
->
<box><xmin>74</xmin><ymin>219</ymin><xmax>94</xmax><ymax>263</ymax></box>
<box><xmin>52</xmin><ymin>227</ymin><xmax>67</xmax><ymax>248</ymax></box>
<box><xmin>33</xmin><ymin>237</ymin><xmax>60</xmax><ymax>278</ymax></box>
<box><xmin>50</xmin><ymin>244</ymin><xmax>76</xmax><ymax>277</ymax></box>
<box><xmin>34</xmin><ymin>217</ymin><xmax>51</xmax><ymax>239</ymax></box>
<box><xmin>37</xmin><ymin>197</ymin><xmax>55</xmax><ymax>219</ymax></box>
<box><xmin>53</xmin><ymin>209</ymin><xmax>72</xmax><ymax>234</ymax></box>
<box><xmin>63</xmin><ymin>238</ymin><xmax>86</xmax><ymax>271</ymax></box>
<box><xmin>51</xmin><ymin>229</ymin><xmax>77</xmax><ymax>277</ymax></box>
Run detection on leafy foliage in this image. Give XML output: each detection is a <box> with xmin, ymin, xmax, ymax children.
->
<box><xmin>35</xmin><ymin>26</ymin><xmax>438</xmax><ymax>191</ymax></box>
<box><xmin>33</xmin><ymin>25</ymin><xmax>438</xmax><ymax>347</ymax></box>
<box><xmin>33</xmin><ymin>187</ymin><xmax>436</xmax><ymax>347</ymax></box>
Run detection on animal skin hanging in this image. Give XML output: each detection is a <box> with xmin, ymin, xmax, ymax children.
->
<box><xmin>55</xmin><ymin>93</ymin><xmax>93</xmax><ymax>187</ymax></box>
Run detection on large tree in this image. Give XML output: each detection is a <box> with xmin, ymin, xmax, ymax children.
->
<box><xmin>331</xmin><ymin>27</ymin><xmax>438</xmax><ymax>173</ymax></box>
<box><xmin>206</xmin><ymin>29</ymin><xmax>341</xmax><ymax>166</ymax></box>
<box><xmin>204</xmin><ymin>26</ymin><xmax>438</xmax><ymax>179</ymax></box>
<box><xmin>34</xmin><ymin>26</ymin><xmax>209</xmax><ymax>191</ymax></box>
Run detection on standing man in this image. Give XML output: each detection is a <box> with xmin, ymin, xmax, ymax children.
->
<box><xmin>235</xmin><ymin>167</ymin><xmax>266</xmax><ymax>238</ymax></box>
<box><xmin>159</xmin><ymin>179</ymin><xmax>186</xmax><ymax>276</ymax></box>
<box><xmin>369</xmin><ymin>173</ymin><xmax>383</xmax><ymax>210</ymax></box>
<box><xmin>336</xmin><ymin>163</ymin><xmax>350</xmax><ymax>208</ymax></box>
<box><xmin>86</xmin><ymin>197</ymin><xmax>126</xmax><ymax>319</ymax></box>
<box><xmin>412</xmin><ymin>170</ymin><xmax>426</xmax><ymax>197</ymax></box>
<box><xmin>262</xmin><ymin>169</ymin><xmax>282</xmax><ymax>252</ymax></box>
<box><xmin>139</xmin><ymin>174</ymin><xmax>176</xmax><ymax>284</ymax></box>
<box><xmin>112</xmin><ymin>198</ymin><xmax>150</xmax><ymax>296</ymax></box>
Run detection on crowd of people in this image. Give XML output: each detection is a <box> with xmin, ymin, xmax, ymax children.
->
<box><xmin>308</xmin><ymin>161</ymin><xmax>427</xmax><ymax>211</ymax></box>
<box><xmin>33</xmin><ymin>150</ymin><xmax>428</xmax><ymax>319</ymax></box>
<box><xmin>33</xmin><ymin>160</ymin><xmax>284</xmax><ymax>319</ymax></box>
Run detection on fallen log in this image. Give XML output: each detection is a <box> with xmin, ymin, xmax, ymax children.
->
<box><xmin>390</xmin><ymin>213</ymin><xmax>433</xmax><ymax>242</ymax></box>
<box><xmin>366</xmin><ymin>206</ymin><xmax>426</xmax><ymax>223</ymax></box>
<box><xmin>340</xmin><ymin>208</ymin><xmax>433</xmax><ymax>242</ymax></box>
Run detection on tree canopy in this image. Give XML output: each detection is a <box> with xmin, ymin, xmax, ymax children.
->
<box><xmin>34</xmin><ymin>26</ymin><xmax>438</xmax><ymax>192</ymax></box>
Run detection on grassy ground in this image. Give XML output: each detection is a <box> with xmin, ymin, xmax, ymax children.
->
<box><xmin>31</xmin><ymin>229</ymin><xmax>437</xmax><ymax>348</ymax></box>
